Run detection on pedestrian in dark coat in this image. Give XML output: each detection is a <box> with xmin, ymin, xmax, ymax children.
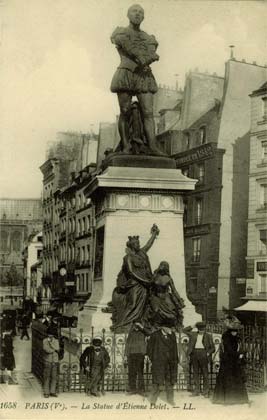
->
<box><xmin>2</xmin><ymin>331</ymin><xmax>16</xmax><ymax>371</ymax></box>
<box><xmin>0</xmin><ymin>330</ymin><xmax>17</xmax><ymax>384</ymax></box>
<box><xmin>125</xmin><ymin>321</ymin><xmax>150</xmax><ymax>395</ymax></box>
<box><xmin>147</xmin><ymin>327</ymin><xmax>178</xmax><ymax>406</ymax></box>
<box><xmin>20</xmin><ymin>314</ymin><xmax>30</xmax><ymax>340</ymax></box>
<box><xmin>80</xmin><ymin>338</ymin><xmax>110</xmax><ymax>396</ymax></box>
<box><xmin>213</xmin><ymin>323</ymin><xmax>249</xmax><ymax>405</ymax></box>
<box><xmin>183</xmin><ymin>321</ymin><xmax>215</xmax><ymax>397</ymax></box>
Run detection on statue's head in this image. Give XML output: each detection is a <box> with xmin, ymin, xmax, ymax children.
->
<box><xmin>127</xmin><ymin>4</ymin><xmax>144</xmax><ymax>25</ymax></box>
<box><xmin>127</xmin><ymin>235</ymin><xmax>140</xmax><ymax>251</ymax></box>
<box><xmin>158</xmin><ymin>260</ymin><xmax>169</xmax><ymax>274</ymax></box>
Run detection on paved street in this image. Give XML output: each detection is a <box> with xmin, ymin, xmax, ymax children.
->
<box><xmin>0</xmin><ymin>333</ymin><xmax>266</xmax><ymax>420</ymax></box>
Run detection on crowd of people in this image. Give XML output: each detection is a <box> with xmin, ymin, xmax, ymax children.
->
<box><xmin>120</xmin><ymin>318</ymin><xmax>248</xmax><ymax>406</ymax></box>
<box><xmin>35</xmin><ymin>315</ymin><xmax>247</xmax><ymax>406</ymax></box>
<box><xmin>0</xmin><ymin>306</ymin><xmax>250</xmax><ymax>406</ymax></box>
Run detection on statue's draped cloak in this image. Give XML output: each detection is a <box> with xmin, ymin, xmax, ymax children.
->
<box><xmin>111</xmin><ymin>248</ymin><xmax>153</xmax><ymax>329</ymax></box>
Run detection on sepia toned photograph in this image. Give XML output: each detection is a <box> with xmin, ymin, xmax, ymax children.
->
<box><xmin>0</xmin><ymin>1</ymin><xmax>266</xmax><ymax>419</ymax></box>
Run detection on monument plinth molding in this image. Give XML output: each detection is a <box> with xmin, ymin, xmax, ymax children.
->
<box><xmin>77</xmin><ymin>165</ymin><xmax>201</xmax><ymax>333</ymax></box>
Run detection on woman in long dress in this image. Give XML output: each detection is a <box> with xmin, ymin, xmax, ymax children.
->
<box><xmin>213</xmin><ymin>323</ymin><xmax>249</xmax><ymax>405</ymax></box>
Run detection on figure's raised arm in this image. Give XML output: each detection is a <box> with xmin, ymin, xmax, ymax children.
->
<box><xmin>142</xmin><ymin>224</ymin><xmax>160</xmax><ymax>254</ymax></box>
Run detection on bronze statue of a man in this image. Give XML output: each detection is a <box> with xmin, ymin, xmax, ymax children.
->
<box><xmin>110</xmin><ymin>4</ymin><xmax>164</xmax><ymax>156</ymax></box>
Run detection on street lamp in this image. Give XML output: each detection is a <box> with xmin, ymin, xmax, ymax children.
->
<box><xmin>9</xmin><ymin>263</ymin><xmax>15</xmax><ymax>306</ymax></box>
<box><xmin>0</xmin><ymin>254</ymin><xmax>5</xmax><ymax>284</ymax></box>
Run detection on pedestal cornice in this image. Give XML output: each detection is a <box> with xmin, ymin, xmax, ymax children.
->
<box><xmin>84</xmin><ymin>166</ymin><xmax>197</xmax><ymax>197</ymax></box>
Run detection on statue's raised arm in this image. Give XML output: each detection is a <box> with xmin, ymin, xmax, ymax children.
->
<box><xmin>141</xmin><ymin>224</ymin><xmax>160</xmax><ymax>253</ymax></box>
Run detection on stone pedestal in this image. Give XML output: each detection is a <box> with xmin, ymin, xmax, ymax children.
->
<box><xmin>78</xmin><ymin>166</ymin><xmax>201</xmax><ymax>334</ymax></box>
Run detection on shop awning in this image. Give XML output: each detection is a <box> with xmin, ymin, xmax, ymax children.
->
<box><xmin>234</xmin><ymin>300</ymin><xmax>267</xmax><ymax>312</ymax></box>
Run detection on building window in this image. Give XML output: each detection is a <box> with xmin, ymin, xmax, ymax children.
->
<box><xmin>197</xmin><ymin>163</ymin><xmax>205</xmax><ymax>184</ymax></box>
<box><xmin>259</xmin><ymin>184</ymin><xmax>267</xmax><ymax>208</ymax></box>
<box><xmin>87</xmin><ymin>245</ymin><xmax>90</xmax><ymax>262</ymax></box>
<box><xmin>0</xmin><ymin>231</ymin><xmax>8</xmax><ymax>252</ymax></box>
<box><xmin>87</xmin><ymin>215</ymin><xmax>91</xmax><ymax>231</ymax></box>
<box><xmin>259</xmin><ymin>274</ymin><xmax>267</xmax><ymax>294</ymax></box>
<box><xmin>76</xmin><ymin>274</ymin><xmax>80</xmax><ymax>292</ymax></box>
<box><xmin>192</xmin><ymin>237</ymin><xmax>201</xmax><ymax>262</ymax></box>
<box><xmin>37</xmin><ymin>249</ymin><xmax>42</xmax><ymax>259</ymax></box>
<box><xmin>195</xmin><ymin>199</ymin><xmax>203</xmax><ymax>225</ymax></box>
<box><xmin>185</xmin><ymin>132</ymin><xmax>190</xmax><ymax>150</ymax></box>
<box><xmin>81</xmin><ymin>246</ymin><xmax>85</xmax><ymax>263</ymax></box>
<box><xmin>85</xmin><ymin>273</ymin><xmax>89</xmax><ymax>291</ymax></box>
<box><xmin>183</xmin><ymin>200</ymin><xmax>188</xmax><ymax>226</ymax></box>
<box><xmin>81</xmin><ymin>273</ymin><xmax>85</xmax><ymax>291</ymax></box>
<box><xmin>189</xmin><ymin>276</ymin><xmax>198</xmax><ymax>293</ymax></box>
<box><xmin>259</xmin><ymin>229</ymin><xmax>267</xmax><ymax>254</ymax></box>
<box><xmin>12</xmin><ymin>231</ymin><xmax>21</xmax><ymax>252</ymax></box>
<box><xmin>199</xmin><ymin>126</ymin><xmax>206</xmax><ymax>145</ymax></box>
<box><xmin>261</xmin><ymin>141</ymin><xmax>267</xmax><ymax>162</ymax></box>
<box><xmin>262</xmin><ymin>97</ymin><xmax>267</xmax><ymax>120</ymax></box>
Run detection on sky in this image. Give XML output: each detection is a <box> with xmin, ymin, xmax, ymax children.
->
<box><xmin>0</xmin><ymin>0</ymin><xmax>266</xmax><ymax>198</ymax></box>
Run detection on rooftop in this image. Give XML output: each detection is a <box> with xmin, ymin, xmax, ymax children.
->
<box><xmin>0</xmin><ymin>198</ymin><xmax>42</xmax><ymax>221</ymax></box>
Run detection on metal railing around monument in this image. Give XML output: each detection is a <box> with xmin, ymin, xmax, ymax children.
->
<box><xmin>31</xmin><ymin>322</ymin><xmax>267</xmax><ymax>394</ymax></box>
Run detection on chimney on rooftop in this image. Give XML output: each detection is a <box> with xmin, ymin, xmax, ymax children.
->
<box><xmin>229</xmin><ymin>45</ymin><xmax>235</xmax><ymax>59</ymax></box>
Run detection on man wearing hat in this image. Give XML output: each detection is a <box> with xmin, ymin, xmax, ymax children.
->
<box><xmin>125</xmin><ymin>320</ymin><xmax>151</xmax><ymax>395</ymax></box>
<box><xmin>147</xmin><ymin>324</ymin><xmax>179</xmax><ymax>406</ymax></box>
<box><xmin>184</xmin><ymin>321</ymin><xmax>215</xmax><ymax>397</ymax></box>
<box><xmin>42</xmin><ymin>327</ymin><xmax>60</xmax><ymax>398</ymax></box>
<box><xmin>80</xmin><ymin>337</ymin><xmax>110</xmax><ymax>396</ymax></box>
